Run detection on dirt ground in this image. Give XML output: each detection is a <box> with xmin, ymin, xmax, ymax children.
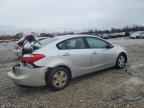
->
<box><xmin>0</xmin><ymin>37</ymin><xmax>144</xmax><ymax>108</ymax></box>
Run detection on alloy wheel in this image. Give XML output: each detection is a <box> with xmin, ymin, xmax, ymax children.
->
<box><xmin>118</xmin><ymin>55</ymin><xmax>125</xmax><ymax>68</ymax></box>
<box><xmin>52</xmin><ymin>71</ymin><xmax>68</xmax><ymax>88</ymax></box>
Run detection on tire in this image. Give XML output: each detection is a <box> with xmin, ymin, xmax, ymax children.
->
<box><xmin>46</xmin><ymin>67</ymin><xmax>70</xmax><ymax>91</ymax></box>
<box><xmin>116</xmin><ymin>54</ymin><xmax>126</xmax><ymax>69</ymax></box>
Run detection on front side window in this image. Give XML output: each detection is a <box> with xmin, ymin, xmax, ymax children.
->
<box><xmin>85</xmin><ymin>37</ymin><xmax>108</xmax><ymax>48</ymax></box>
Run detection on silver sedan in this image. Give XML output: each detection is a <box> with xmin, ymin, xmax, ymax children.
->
<box><xmin>8</xmin><ymin>35</ymin><xmax>128</xmax><ymax>90</ymax></box>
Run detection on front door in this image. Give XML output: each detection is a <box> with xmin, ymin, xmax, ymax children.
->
<box><xmin>85</xmin><ymin>37</ymin><xmax>114</xmax><ymax>71</ymax></box>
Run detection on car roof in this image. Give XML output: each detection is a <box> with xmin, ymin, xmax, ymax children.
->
<box><xmin>54</xmin><ymin>34</ymin><xmax>99</xmax><ymax>41</ymax></box>
<box><xmin>49</xmin><ymin>34</ymin><xmax>111</xmax><ymax>44</ymax></box>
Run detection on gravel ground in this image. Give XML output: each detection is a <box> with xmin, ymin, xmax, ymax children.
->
<box><xmin>0</xmin><ymin>38</ymin><xmax>144</xmax><ymax>108</ymax></box>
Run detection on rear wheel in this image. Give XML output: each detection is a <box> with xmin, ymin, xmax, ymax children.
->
<box><xmin>116</xmin><ymin>54</ymin><xmax>126</xmax><ymax>69</ymax></box>
<box><xmin>46</xmin><ymin>67</ymin><xmax>70</xmax><ymax>91</ymax></box>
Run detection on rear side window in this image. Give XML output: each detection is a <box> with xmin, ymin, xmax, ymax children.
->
<box><xmin>57</xmin><ymin>41</ymin><xmax>67</xmax><ymax>50</ymax></box>
<box><xmin>57</xmin><ymin>37</ymin><xmax>86</xmax><ymax>50</ymax></box>
<box><xmin>85</xmin><ymin>37</ymin><xmax>108</xmax><ymax>48</ymax></box>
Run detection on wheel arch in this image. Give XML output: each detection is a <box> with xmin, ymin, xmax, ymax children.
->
<box><xmin>45</xmin><ymin>65</ymin><xmax>72</xmax><ymax>82</ymax></box>
<box><xmin>55</xmin><ymin>65</ymin><xmax>72</xmax><ymax>79</ymax></box>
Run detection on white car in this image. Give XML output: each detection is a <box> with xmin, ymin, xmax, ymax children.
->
<box><xmin>8</xmin><ymin>35</ymin><xmax>128</xmax><ymax>90</ymax></box>
<box><xmin>140</xmin><ymin>33</ymin><xmax>144</xmax><ymax>39</ymax></box>
<box><xmin>129</xmin><ymin>32</ymin><xmax>141</xmax><ymax>39</ymax></box>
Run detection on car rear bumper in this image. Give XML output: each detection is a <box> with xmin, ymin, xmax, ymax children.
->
<box><xmin>7</xmin><ymin>63</ymin><xmax>47</xmax><ymax>87</ymax></box>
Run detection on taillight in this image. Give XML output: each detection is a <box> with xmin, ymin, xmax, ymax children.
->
<box><xmin>21</xmin><ymin>54</ymin><xmax>45</xmax><ymax>63</ymax></box>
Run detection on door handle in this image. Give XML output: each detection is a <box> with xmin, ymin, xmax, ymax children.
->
<box><xmin>92</xmin><ymin>52</ymin><xmax>98</xmax><ymax>54</ymax></box>
<box><xmin>62</xmin><ymin>53</ymin><xmax>71</xmax><ymax>56</ymax></box>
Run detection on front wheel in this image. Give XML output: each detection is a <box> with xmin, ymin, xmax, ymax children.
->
<box><xmin>46</xmin><ymin>67</ymin><xmax>70</xmax><ymax>91</ymax></box>
<box><xmin>116</xmin><ymin>54</ymin><xmax>126</xmax><ymax>69</ymax></box>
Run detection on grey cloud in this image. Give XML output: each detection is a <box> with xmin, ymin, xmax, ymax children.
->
<box><xmin>0</xmin><ymin>0</ymin><xmax>144</xmax><ymax>32</ymax></box>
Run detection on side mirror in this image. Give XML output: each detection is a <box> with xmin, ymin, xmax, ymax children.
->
<box><xmin>107</xmin><ymin>43</ymin><xmax>114</xmax><ymax>49</ymax></box>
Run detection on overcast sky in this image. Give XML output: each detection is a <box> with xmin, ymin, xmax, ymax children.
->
<box><xmin>0</xmin><ymin>0</ymin><xmax>144</xmax><ymax>32</ymax></box>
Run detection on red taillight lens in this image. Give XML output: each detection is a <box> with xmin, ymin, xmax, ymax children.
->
<box><xmin>21</xmin><ymin>54</ymin><xmax>45</xmax><ymax>63</ymax></box>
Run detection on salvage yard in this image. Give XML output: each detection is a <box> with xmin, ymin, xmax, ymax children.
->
<box><xmin>0</xmin><ymin>37</ymin><xmax>144</xmax><ymax>108</ymax></box>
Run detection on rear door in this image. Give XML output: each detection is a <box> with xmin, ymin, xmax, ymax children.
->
<box><xmin>57</xmin><ymin>37</ymin><xmax>91</xmax><ymax>77</ymax></box>
<box><xmin>85</xmin><ymin>37</ymin><xmax>115</xmax><ymax>71</ymax></box>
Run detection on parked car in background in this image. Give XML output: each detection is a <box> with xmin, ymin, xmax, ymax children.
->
<box><xmin>129</xmin><ymin>32</ymin><xmax>141</xmax><ymax>39</ymax></box>
<box><xmin>97</xmin><ymin>33</ymin><xmax>109</xmax><ymax>39</ymax></box>
<box><xmin>109</xmin><ymin>33</ymin><xmax>121</xmax><ymax>38</ymax></box>
<box><xmin>8</xmin><ymin>35</ymin><xmax>128</xmax><ymax>90</ymax></box>
<box><xmin>120</xmin><ymin>32</ymin><xmax>126</xmax><ymax>37</ymax></box>
<box><xmin>97</xmin><ymin>34</ymin><xmax>103</xmax><ymax>38</ymax></box>
<box><xmin>101</xmin><ymin>33</ymin><xmax>110</xmax><ymax>39</ymax></box>
<box><xmin>14</xmin><ymin>36</ymin><xmax>48</xmax><ymax>57</ymax></box>
<box><xmin>140</xmin><ymin>33</ymin><xmax>144</xmax><ymax>39</ymax></box>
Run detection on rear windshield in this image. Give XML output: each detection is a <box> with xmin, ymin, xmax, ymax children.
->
<box><xmin>35</xmin><ymin>38</ymin><xmax>57</xmax><ymax>48</ymax></box>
